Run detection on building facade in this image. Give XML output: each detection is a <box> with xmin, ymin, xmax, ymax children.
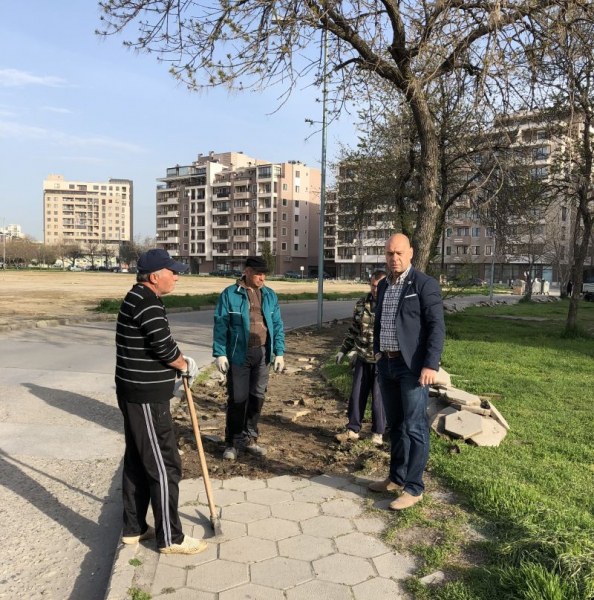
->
<box><xmin>43</xmin><ymin>175</ymin><xmax>133</xmax><ymax>254</ymax></box>
<box><xmin>156</xmin><ymin>152</ymin><xmax>321</xmax><ymax>274</ymax></box>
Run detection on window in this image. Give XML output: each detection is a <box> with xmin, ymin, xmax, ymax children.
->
<box><xmin>282</xmin><ymin>213</ymin><xmax>287</xmax><ymax>221</ymax></box>
<box><xmin>485</xmin><ymin>245</ymin><xmax>492</xmax><ymax>256</ymax></box>
<box><xmin>282</xmin><ymin>198</ymin><xmax>288</xmax><ymax>206</ymax></box>
<box><xmin>295</xmin><ymin>200</ymin><xmax>299</xmax><ymax>207</ymax></box>
<box><xmin>295</xmin><ymin>186</ymin><xmax>300</xmax><ymax>193</ymax></box>
<box><xmin>472</xmin><ymin>227</ymin><xmax>481</xmax><ymax>237</ymax></box>
<box><xmin>471</xmin><ymin>246</ymin><xmax>480</xmax><ymax>255</ymax></box>
<box><xmin>446</xmin><ymin>246</ymin><xmax>451</xmax><ymax>255</ymax></box>
<box><xmin>530</xmin><ymin>166</ymin><xmax>548</xmax><ymax>179</ymax></box>
<box><xmin>294</xmin><ymin>215</ymin><xmax>299</xmax><ymax>222</ymax></box>
<box><xmin>294</xmin><ymin>244</ymin><xmax>299</xmax><ymax>251</ymax></box>
<box><xmin>294</xmin><ymin>229</ymin><xmax>298</xmax><ymax>237</ymax></box>
<box><xmin>281</xmin><ymin>242</ymin><xmax>287</xmax><ymax>250</ymax></box>
<box><xmin>446</xmin><ymin>228</ymin><xmax>452</xmax><ymax>237</ymax></box>
<box><xmin>456</xmin><ymin>245</ymin><xmax>469</xmax><ymax>255</ymax></box>
<box><xmin>456</xmin><ymin>226</ymin><xmax>470</xmax><ymax>236</ymax></box>
<box><xmin>282</xmin><ymin>183</ymin><xmax>288</xmax><ymax>191</ymax></box>
<box><xmin>295</xmin><ymin>170</ymin><xmax>300</xmax><ymax>177</ymax></box>
<box><xmin>282</xmin><ymin>228</ymin><xmax>287</xmax><ymax>236</ymax></box>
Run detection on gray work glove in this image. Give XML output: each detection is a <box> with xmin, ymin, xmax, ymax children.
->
<box><xmin>215</xmin><ymin>356</ymin><xmax>229</xmax><ymax>374</ymax></box>
<box><xmin>273</xmin><ymin>355</ymin><xmax>285</xmax><ymax>373</ymax></box>
<box><xmin>183</xmin><ymin>355</ymin><xmax>198</xmax><ymax>380</ymax></box>
<box><xmin>335</xmin><ymin>351</ymin><xmax>345</xmax><ymax>364</ymax></box>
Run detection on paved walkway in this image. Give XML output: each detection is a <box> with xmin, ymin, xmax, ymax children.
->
<box><xmin>105</xmin><ymin>474</ymin><xmax>416</xmax><ymax>599</ymax></box>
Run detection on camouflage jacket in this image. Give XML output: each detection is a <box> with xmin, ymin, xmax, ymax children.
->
<box><xmin>339</xmin><ymin>293</ymin><xmax>377</xmax><ymax>363</ymax></box>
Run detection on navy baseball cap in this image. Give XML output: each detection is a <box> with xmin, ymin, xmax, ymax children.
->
<box><xmin>137</xmin><ymin>249</ymin><xmax>189</xmax><ymax>274</ymax></box>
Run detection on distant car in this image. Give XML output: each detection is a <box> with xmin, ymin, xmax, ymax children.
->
<box><xmin>68</xmin><ymin>265</ymin><xmax>83</xmax><ymax>271</ymax></box>
<box><xmin>284</xmin><ymin>271</ymin><xmax>305</xmax><ymax>279</ymax></box>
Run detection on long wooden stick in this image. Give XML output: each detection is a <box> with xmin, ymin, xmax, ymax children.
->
<box><xmin>182</xmin><ymin>376</ymin><xmax>221</xmax><ymax>534</ymax></box>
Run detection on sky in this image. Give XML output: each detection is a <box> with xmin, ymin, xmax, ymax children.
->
<box><xmin>0</xmin><ymin>2</ymin><xmax>358</xmax><ymax>241</ymax></box>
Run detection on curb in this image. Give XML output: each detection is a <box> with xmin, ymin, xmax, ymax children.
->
<box><xmin>0</xmin><ymin>313</ymin><xmax>117</xmax><ymax>333</ymax></box>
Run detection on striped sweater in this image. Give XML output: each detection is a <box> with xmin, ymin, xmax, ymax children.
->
<box><xmin>115</xmin><ymin>283</ymin><xmax>181</xmax><ymax>403</ymax></box>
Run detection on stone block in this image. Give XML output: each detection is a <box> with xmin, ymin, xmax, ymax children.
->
<box><xmin>444</xmin><ymin>411</ymin><xmax>483</xmax><ymax>440</ymax></box>
<box><xmin>469</xmin><ymin>418</ymin><xmax>507</xmax><ymax>447</ymax></box>
<box><xmin>433</xmin><ymin>367</ymin><xmax>451</xmax><ymax>388</ymax></box>
<box><xmin>278</xmin><ymin>409</ymin><xmax>311</xmax><ymax>423</ymax></box>
<box><xmin>444</xmin><ymin>387</ymin><xmax>482</xmax><ymax>407</ymax></box>
<box><xmin>488</xmin><ymin>401</ymin><xmax>510</xmax><ymax>431</ymax></box>
<box><xmin>429</xmin><ymin>406</ymin><xmax>458</xmax><ymax>434</ymax></box>
<box><xmin>451</xmin><ymin>403</ymin><xmax>491</xmax><ymax>417</ymax></box>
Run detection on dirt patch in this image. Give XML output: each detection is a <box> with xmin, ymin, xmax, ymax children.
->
<box><xmin>174</xmin><ymin>323</ymin><xmax>391</xmax><ymax>480</ymax></box>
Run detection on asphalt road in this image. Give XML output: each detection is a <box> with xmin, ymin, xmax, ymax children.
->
<box><xmin>0</xmin><ymin>300</ymin><xmax>354</xmax><ymax>600</ymax></box>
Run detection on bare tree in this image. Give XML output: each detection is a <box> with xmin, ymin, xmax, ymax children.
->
<box><xmin>98</xmin><ymin>0</ymin><xmax>565</xmax><ymax>270</ymax></box>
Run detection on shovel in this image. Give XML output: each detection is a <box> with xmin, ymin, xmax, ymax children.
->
<box><xmin>182</xmin><ymin>376</ymin><xmax>222</xmax><ymax>536</ymax></box>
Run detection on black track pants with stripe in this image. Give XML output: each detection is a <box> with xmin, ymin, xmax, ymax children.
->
<box><xmin>117</xmin><ymin>396</ymin><xmax>184</xmax><ymax>549</ymax></box>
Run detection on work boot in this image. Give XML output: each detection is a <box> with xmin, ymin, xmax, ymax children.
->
<box><xmin>371</xmin><ymin>433</ymin><xmax>384</xmax><ymax>446</ymax></box>
<box><xmin>335</xmin><ymin>429</ymin><xmax>359</xmax><ymax>443</ymax></box>
<box><xmin>223</xmin><ymin>446</ymin><xmax>238</xmax><ymax>461</ymax></box>
<box><xmin>160</xmin><ymin>535</ymin><xmax>208</xmax><ymax>555</ymax></box>
<box><xmin>244</xmin><ymin>438</ymin><xmax>267</xmax><ymax>457</ymax></box>
<box><xmin>122</xmin><ymin>525</ymin><xmax>155</xmax><ymax>545</ymax></box>
<box><xmin>368</xmin><ymin>477</ymin><xmax>402</xmax><ymax>493</ymax></box>
<box><xmin>389</xmin><ymin>492</ymin><xmax>423</xmax><ymax>511</ymax></box>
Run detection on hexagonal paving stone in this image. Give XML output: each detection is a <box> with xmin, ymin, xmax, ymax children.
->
<box><xmin>152</xmin><ymin>588</ymin><xmax>215</xmax><ymax>599</ymax></box>
<box><xmin>313</xmin><ymin>554</ymin><xmax>375</xmax><ymax>585</ymax></box>
<box><xmin>251</xmin><ymin>557</ymin><xmax>313</xmax><ymax>590</ymax></box>
<box><xmin>248</xmin><ymin>517</ymin><xmax>301</xmax><ymax>541</ymax></box>
<box><xmin>335</xmin><ymin>532</ymin><xmax>390</xmax><ymax>558</ymax></box>
<box><xmin>246</xmin><ymin>488</ymin><xmax>293</xmax><ymax>506</ymax></box>
<box><xmin>373</xmin><ymin>551</ymin><xmax>417</xmax><ymax>579</ymax></box>
<box><xmin>150</xmin><ymin>563</ymin><xmax>187</xmax><ymax>595</ymax></box>
<box><xmin>353</xmin><ymin>517</ymin><xmax>386</xmax><ymax>534</ymax></box>
<box><xmin>278</xmin><ymin>534</ymin><xmax>335</xmax><ymax>561</ymax></box>
<box><xmin>337</xmin><ymin>483</ymin><xmax>368</xmax><ymax>501</ymax></box>
<box><xmin>222</xmin><ymin>502</ymin><xmax>271</xmax><ymax>523</ymax></box>
<box><xmin>271</xmin><ymin>500</ymin><xmax>320</xmax><ymax>522</ymax></box>
<box><xmin>301</xmin><ymin>515</ymin><xmax>354</xmax><ymax>538</ymax></box>
<box><xmin>186</xmin><ymin>559</ymin><xmax>248</xmax><ymax>593</ymax></box>
<box><xmin>321</xmin><ymin>497</ymin><xmax>362</xmax><ymax>518</ymax></box>
<box><xmin>191</xmin><ymin>518</ymin><xmax>246</xmax><ymax>542</ymax></box>
<box><xmin>199</xmin><ymin>488</ymin><xmax>245</xmax><ymax>507</ymax></box>
<box><xmin>310</xmin><ymin>474</ymin><xmax>352</xmax><ymax>489</ymax></box>
<box><xmin>267</xmin><ymin>475</ymin><xmax>311</xmax><ymax>491</ymax></box>
<box><xmin>219</xmin><ymin>535</ymin><xmax>278</xmax><ymax>563</ymax></box>
<box><xmin>292</xmin><ymin>484</ymin><xmax>340</xmax><ymax>503</ymax></box>
<box><xmin>223</xmin><ymin>476</ymin><xmax>267</xmax><ymax>491</ymax></box>
<box><xmin>353</xmin><ymin>576</ymin><xmax>406</xmax><ymax>599</ymax></box>
<box><xmin>219</xmin><ymin>583</ymin><xmax>284</xmax><ymax>600</ymax></box>
<box><xmin>286</xmin><ymin>579</ymin><xmax>352</xmax><ymax>600</ymax></box>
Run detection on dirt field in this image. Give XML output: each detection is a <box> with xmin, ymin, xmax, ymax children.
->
<box><xmin>0</xmin><ymin>270</ymin><xmax>367</xmax><ymax>328</ymax></box>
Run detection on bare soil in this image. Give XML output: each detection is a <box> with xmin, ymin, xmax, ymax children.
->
<box><xmin>0</xmin><ymin>270</ymin><xmax>367</xmax><ymax>327</ymax></box>
<box><xmin>174</xmin><ymin>322</ymin><xmax>390</xmax><ymax>481</ymax></box>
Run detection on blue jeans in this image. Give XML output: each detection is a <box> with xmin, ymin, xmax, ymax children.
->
<box><xmin>377</xmin><ymin>355</ymin><xmax>429</xmax><ymax>497</ymax></box>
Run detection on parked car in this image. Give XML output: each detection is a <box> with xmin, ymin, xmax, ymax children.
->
<box><xmin>284</xmin><ymin>271</ymin><xmax>305</xmax><ymax>279</ymax></box>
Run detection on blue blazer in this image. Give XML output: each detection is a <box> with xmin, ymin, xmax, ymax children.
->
<box><xmin>373</xmin><ymin>266</ymin><xmax>445</xmax><ymax>375</ymax></box>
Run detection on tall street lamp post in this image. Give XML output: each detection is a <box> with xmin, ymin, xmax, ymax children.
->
<box><xmin>317</xmin><ymin>26</ymin><xmax>328</xmax><ymax>329</ymax></box>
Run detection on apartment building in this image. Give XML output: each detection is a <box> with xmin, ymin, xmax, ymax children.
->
<box><xmin>43</xmin><ymin>175</ymin><xmax>133</xmax><ymax>252</ymax></box>
<box><xmin>156</xmin><ymin>151</ymin><xmax>321</xmax><ymax>274</ymax></box>
<box><xmin>327</xmin><ymin>110</ymin><xmax>592</xmax><ymax>282</ymax></box>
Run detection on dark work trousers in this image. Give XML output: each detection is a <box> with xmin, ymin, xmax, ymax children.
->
<box><xmin>117</xmin><ymin>396</ymin><xmax>184</xmax><ymax>549</ymax></box>
<box><xmin>347</xmin><ymin>357</ymin><xmax>386</xmax><ymax>435</ymax></box>
<box><xmin>225</xmin><ymin>345</ymin><xmax>269</xmax><ymax>446</ymax></box>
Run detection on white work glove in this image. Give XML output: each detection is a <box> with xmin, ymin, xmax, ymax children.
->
<box><xmin>172</xmin><ymin>379</ymin><xmax>185</xmax><ymax>398</ymax></box>
<box><xmin>183</xmin><ymin>355</ymin><xmax>198</xmax><ymax>380</ymax></box>
<box><xmin>335</xmin><ymin>351</ymin><xmax>345</xmax><ymax>364</ymax></box>
<box><xmin>273</xmin><ymin>355</ymin><xmax>285</xmax><ymax>373</ymax></box>
<box><xmin>215</xmin><ymin>356</ymin><xmax>229</xmax><ymax>374</ymax></box>
<box><xmin>347</xmin><ymin>351</ymin><xmax>357</xmax><ymax>367</ymax></box>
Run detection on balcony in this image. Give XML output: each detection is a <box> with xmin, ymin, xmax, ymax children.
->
<box><xmin>162</xmin><ymin>236</ymin><xmax>180</xmax><ymax>244</ymax></box>
<box><xmin>233</xmin><ymin>191</ymin><xmax>251</xmax><ymax>200</ymax></box>
<box><xmin>232</xmin><ymin>235</ymin><xmax>250</xmax><ymax>243</ymax></box>
<box><xmin>212</xmin><ymin>221</ymin><xmax>230</xmax><ymax>229</ymax></box>
<box><xmin>232</xmin><ymin>249</ymin><xmax>249</xmax><ymax>257</ymax></box>
<box><xmin>233</xmin><ymin>206</ymin><xmax>251</xmax><ymax>215</ymax></box>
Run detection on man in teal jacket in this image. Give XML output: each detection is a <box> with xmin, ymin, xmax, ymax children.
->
<box><xmin>213</xmin><ymin>256</ymin><xmax>285</xmax><ymax>461</ymax></box>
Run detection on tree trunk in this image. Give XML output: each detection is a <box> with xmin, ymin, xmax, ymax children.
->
<box><xmin>407</xmin><ymin>86</ymin><xmax>441</xmax><ymax>271</ymax></box>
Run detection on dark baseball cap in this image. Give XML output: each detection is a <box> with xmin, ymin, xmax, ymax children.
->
<box><xmin>245</xmin><ymin>256</ymin><xmax>269</xmax><ymax>273</ymax></box>
<box><xmin>137</xmin><ymin>249</ymin><xmax>189</xmax><ymax>274</ymax></box>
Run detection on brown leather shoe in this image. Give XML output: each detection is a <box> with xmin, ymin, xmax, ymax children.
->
<box><xmin>368</xmin><ymin>478</ymin><xmax>402</xmax><ymax>493</ymax></box>
<box><xmin>389</xmin><ymin>492</ymin><xmax>423</xmax><ymax>511</ymax></box>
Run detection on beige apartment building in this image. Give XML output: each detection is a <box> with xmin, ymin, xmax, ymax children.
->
<box><xmin>43</xmin><ymin>175</ymin><xmax>133</xmax><ymax>253</ymax></box>
<box><xmin>326</xmin><ymin>110</ymin><xmax>592</xmax><ymax>283</ymax></box>
<box><xmin>156</xmin><ymin>151</ymin><xmax>321</xmax><ymax>274</ymax></box>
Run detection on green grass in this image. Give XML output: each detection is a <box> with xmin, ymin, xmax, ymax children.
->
<box><xmin>324</xmin><ymin>299</ymin><xmax>594</xmax><ymax>600</ymax></box>
<box><xmin>93</xmin><ymin>291</ymin><xmax>362</xmax><ymax>313</ymax></box>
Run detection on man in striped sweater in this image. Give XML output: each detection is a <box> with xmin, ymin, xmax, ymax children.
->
<box><xmin>115</xmin><ymin>248</ymin><xmax>206</xmax><ymax>555</ymax></box>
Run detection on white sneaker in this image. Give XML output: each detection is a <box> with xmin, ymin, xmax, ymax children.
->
<box><xmin>223</xmin><ymin>446</ymin><xmax>238</xmax><ymax>461</ymax></box>
<box><xmin>371</xmin><ymin>433</ymin><xmax>384</xmax><ymax>446</ymax></box>
<box><xmin>160</xmin><ymin>535</ymin><xmax>208</xmax><ymax>555</ymax></box>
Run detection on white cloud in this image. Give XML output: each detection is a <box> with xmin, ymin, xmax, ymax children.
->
<box><xmin>0</xmin><ymin>68</ymin><xmax>67</xmax><ymax>88</ymax></box>
<box><xmin>0</xmin><ymin>120</ymin><xmax>145</xmax><ymax>153</ymax></box>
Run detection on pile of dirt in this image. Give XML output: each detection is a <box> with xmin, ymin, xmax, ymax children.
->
<box><xmin>174</xmin><ymin>322</ymin><xmax>390</xmax><ymax>481</ymax></box>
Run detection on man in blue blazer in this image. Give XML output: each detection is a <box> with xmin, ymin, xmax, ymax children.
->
<box><xmin>370</xmin><ymin>234</ymin><xmax>445</xmax><ymax>510</ymax></box>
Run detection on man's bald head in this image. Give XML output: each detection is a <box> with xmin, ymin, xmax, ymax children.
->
<box><xmin>385</xmin><ymin>234</ymin><xmax>413</xmax><ymax>276</ymax></box>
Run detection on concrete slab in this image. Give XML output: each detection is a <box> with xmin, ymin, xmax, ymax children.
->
<box><xmin>469</xmin><ymin>418</ymin><xmax>507</xmax><ymax>446</ymax></box>
<box><xmin>270</xmin><ymin>500</ymin><xmax>320</xmax><ymax>522</ymax></box>
<box><xmin>250</xmin><ymin>557</ymin><xmax>314</xmax><ymax>590</ymax></box>
<box><xmin>219</xmin><ymin>536</ymin><xmax>278</xmax><ymax>563</ymax></box>
<box><xmin>247</xmin><ymin>517</ymin><xmax>301</xmax><ymax>541</ymax></box>
<box><xmin>186</xmin><ymin>560</ymin><xmax>249</xmax><ymax>593</ymax></box>
<box><xmin>301</xmin><ymin>515</ymin><xmax>354</xmax><ymax>538</ymax></box>
<box><xmin>444</xmin><ymin>410</ymin><xmax>483</xmax><ymax>440</ymax></box>
<box><xmin>444</xmin><ymin>387</ymin><xmax>482</xmax><ymax>407</ymax></box>
<box><xmin>335</xmin><ymin>531</ymin><xmax>390</xmax><ymax>558</ymax></box>
<box><xmin>313</xmin><ymin>553</ymin><xmax>375</xmax><ymax>585</ymax></box>
<box><xmin>286</xmin><ymin>580</ymin><xmax>353</xmax><ymax>600</ymax></box>
<box><xmin>278</xmin><ymin>534</ymin><xmax>335</xmax><ymax>561</ymax></box>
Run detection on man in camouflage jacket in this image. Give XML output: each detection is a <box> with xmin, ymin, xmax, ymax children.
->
<box><xmin>335</xmin><ymin>270</ymin><xmax>387</xmax><ymax>445</ymax></box>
